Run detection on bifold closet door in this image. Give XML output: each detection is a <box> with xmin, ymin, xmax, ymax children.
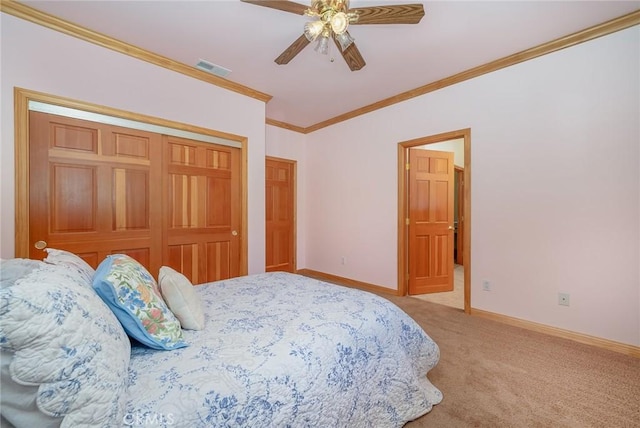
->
<box><xmin>164</xmin><ymin>136</ymin><xmax>242</xmax><ymax>284</ymax></box>
<box><xmin>28</xmin><ymin>111</ymin><xmax>163</xmax><ymax>272</ymax></box>
<box><xmin>28</xmin><ymin>111</ymin><xmax>242</xmax><ymax>283</ymax></box>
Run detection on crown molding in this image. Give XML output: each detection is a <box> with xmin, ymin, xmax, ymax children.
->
<box><xmin>0</xmin><ymin>0</ymin><xmax>272</xmax><ymax>103</ymax></box>
<box><xmin>265</xmin><ymin>118</ymin><xmax>306</xmax><ymax>134</ymax></box>
<box><xmin>268</xmin><ymin>9</ymin><xmax>640</xmax><ymax>134</ymax></box>
<box><xmin>3</xmin><ymin>1</ymin><xmax>637</xmax><ymax>134</ymax></box>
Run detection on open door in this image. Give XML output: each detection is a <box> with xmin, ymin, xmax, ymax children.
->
<box><xmin>407</xmin><ymin>148</ymin><xmax>454</xmax><ymax>294</ymax></box>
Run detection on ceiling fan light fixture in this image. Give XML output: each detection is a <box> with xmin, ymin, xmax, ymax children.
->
<box><xmin>335</xmin><ymin>31</ymin><xmax>354</xmax><ymax>51</ymax></box>
<box><xmin>330</xmin><ymin>11</ymin><xmax>349</xmax><ymax>34</ymax></box>
<box><xmin>314</xmin><ymin>35</ymin><xmax>330</xmax><ymax>55</ymax></box>
<box><xmin>304</xmin><ymin>20</ymin><xmax>325</xmax><ymax>42</ymax></box>
<box><xmin>306</xmin><ymin>0</ymin><xmax>324</xmax><ymax>16</ymax></box>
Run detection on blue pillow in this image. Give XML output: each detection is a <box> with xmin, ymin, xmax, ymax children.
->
<box><xmin>93</xmin><ymin>254</ymin><xmax>187</xmax><ymax>350</ymax></box>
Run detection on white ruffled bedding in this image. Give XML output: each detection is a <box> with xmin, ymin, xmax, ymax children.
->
<box><xmin>0</xmin><ymin>258</ymin><xmax>130</xmax><ymax>428</ymax></box>
<box><xmin>126</xmin><ymin>272</ymin><xmax>442</xmax><ymax>427</ymax></box>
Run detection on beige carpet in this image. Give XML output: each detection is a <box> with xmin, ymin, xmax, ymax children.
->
<box><xmin>379</xmin><ymin>295</ymin><xmax>640</xmax><ymax>428</ymax></box>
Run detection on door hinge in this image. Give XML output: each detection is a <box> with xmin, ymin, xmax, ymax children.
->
<box><xmin>405</xmin><ymin>163</ymin><xmax>410</xmax><ymax>171</ymax></box>
<box><xmin>405</xmin><ymin>218</ymin><xmax>410</xmax><ymax>226</ymax></box>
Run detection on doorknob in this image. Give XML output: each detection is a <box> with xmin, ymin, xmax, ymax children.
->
<box><xmin>34</xmin><ymin>240</ymin><xmax>47</xmax><ymax>250</ymax></box>
<box><xmin>231</xmin><ymin>230</ymin><xmax>238</xmax><ymax>236</ymax></box>
<box><xmin>448</xmin><ymin>226</ymin><xmax>454</xmax><ymax>230</ymax></box>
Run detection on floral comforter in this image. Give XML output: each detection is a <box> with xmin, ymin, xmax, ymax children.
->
<box><xmin>126</xmin><ymin>272</ymin><xmax>442</xmax><ymax>427</ymax></box>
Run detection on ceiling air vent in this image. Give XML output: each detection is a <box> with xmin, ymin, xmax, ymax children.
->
<box><xmin>195</xmin><ymin>59</ymin><xmax>231</xmax><ymax>78</ymax></box>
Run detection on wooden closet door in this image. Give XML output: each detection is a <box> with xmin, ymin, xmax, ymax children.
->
<box><xmin>28</xmin><ymin>111</ymin><xmax>163</xmax><ymax>271</ymax></box>
<box><xmin>164</xmin><ymin>136</ymin><xmax>242</xmax><ymax>284</ymax></box>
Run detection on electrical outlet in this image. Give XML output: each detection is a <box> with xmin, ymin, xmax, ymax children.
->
<box><xmin>482</xmin><ymin>280</ymin><xmax>491</xmax><ymax>291</ymax></box>
<box><xmin>558</xmin><ymin>293</ymin><xmax>570</xmax><ymax>306</ymax></box>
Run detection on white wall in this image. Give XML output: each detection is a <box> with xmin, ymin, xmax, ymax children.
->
<box><xmin>0</xmin><ymin>14</ymin><xmax>268</xmax><ymax>274</ymax></box>
<box><xmin>265</xmin><ymin>125</ymin><xmax>307</xmax><ymax>269</ymax></box>
<box><xmin>303</xmin><ymin>27</ymin><xmax>640</xmax><ymax>346</ymax></box>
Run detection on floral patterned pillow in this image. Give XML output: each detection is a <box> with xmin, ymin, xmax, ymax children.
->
<box><xmin>93</xmin><ymin>254</ymin><xmax>187</xmax><ymax>350</ymax></box>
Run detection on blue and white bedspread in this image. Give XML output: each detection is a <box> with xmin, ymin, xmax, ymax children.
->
<box><xmin>126</xmin><ymin>272</ymin><xmax>442</xmax><ymax>427</ymax></box>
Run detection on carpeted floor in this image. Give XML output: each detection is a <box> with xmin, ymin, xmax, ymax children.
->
<box><xmin>380</xmin><ymin>295</ymin><xmax>640</xmax><ymax>428</ymax></box>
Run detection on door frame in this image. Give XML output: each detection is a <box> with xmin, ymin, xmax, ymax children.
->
<box><xmin>398</xmin><ymin>128</ymin><xmax>471</xmax><ymax>314</ymax></box>
<box><xmin>13</xmin><ymin>87</ymin><xmax>249</xmax><ymax>276</ymax></box>
<box><xmin>454</xmin><ymin>165</ymin><xmax>465</xmax><ymax>266</ymax></box>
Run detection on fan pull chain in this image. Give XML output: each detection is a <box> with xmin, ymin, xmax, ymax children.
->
<box><xmin>329</xmin><ymin>38</ymin><xmax>335</xmax><ymax>63</ymax></box>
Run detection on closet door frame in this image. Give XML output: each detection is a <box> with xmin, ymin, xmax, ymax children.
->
<box><xmin>13</xmin><ymin>87</ymin><xmax>249</xmax><ymax>276</ymax></box>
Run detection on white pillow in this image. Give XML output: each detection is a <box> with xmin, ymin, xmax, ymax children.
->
<box><xmin>0</xmin><ymin>259</ymin><xmax>130</xmax><ymax>427</ymax></box>
<box><xmin>43</xmin><ymin>248</ymin><xmax>95</xmax><ymax>286</ymax></box>
<box><xmin>158</xmin><ymin>266</ymin><xmax>205</xmax><ymax>330</ymax></box>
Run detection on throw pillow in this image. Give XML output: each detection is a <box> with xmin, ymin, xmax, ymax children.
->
<box><xmin>93</xmin><ymin>254</ymin><xmax>187</xmax><ymax>350</ymax></box>
<box><xmin>158</xmin><ymin>266</ymin><xmax>205</xmax><ymax>330</ymax></box>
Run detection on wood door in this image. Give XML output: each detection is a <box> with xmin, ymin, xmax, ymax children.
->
<box><xmin>29</xmin><ymin>111</ymin><xmax>163</xmax><ymax>271</ymax></box>
<box><xmin>407</xmin><ymin>148</ymin><xmax>454</xmax><ymax>294</ymax></box>
<box><xmin>164</xmin><ymin>136</ymin><xmax>242</xmax><ymax>284</ymax></box>
<box><xmin>265</xmin><ymin>157</ymin><xmax>295</xmax><ymax>272</ymax></box>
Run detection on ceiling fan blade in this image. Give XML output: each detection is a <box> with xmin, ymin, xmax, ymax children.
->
<box><xmin>351</xmin><ymin>4</ymin><xmax>425</xmax><ymax>25</ymax></box>
<box><xmin>275</xmin><ymin>34</ymin><xmax>311</xmax><ymax>65</ymax></box>
<box><xmin>333</xmin><ymin>35</ymin><xmax>366</xmax><ymax>71</ymax></box>
<box><xmin>240</xmin><ymin>0</ymin><xmax>309</xmax><ymax>15</ymax></box>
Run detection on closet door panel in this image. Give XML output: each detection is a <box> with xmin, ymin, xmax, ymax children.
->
<box><xmin>29</xmin><ymin>111</ymin><xmax>162</xmax><ymax>272</ymax></box>
<box><xmin>51</xmin><ymin>163</ymin><xmax>97</xmax><ymax>232</ymax></box>
<box><xmin>112</xmin><ymin>167</ymin><xmax>150</xmax><ymax>230</ymax></box>
<box><xmin>164</xmin><ymin>137</ymin><xmax>241</xmax><ymax>284</ymax></box>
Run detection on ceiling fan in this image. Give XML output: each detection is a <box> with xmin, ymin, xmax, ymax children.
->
<box><xmin>241</xmin><ymin>0</ymin><xmax>425</xmax><ymax>71</ymax></box>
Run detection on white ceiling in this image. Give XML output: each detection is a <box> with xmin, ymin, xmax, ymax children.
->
<box><xmin>21</xmin><ymin>0</ymin><xmax>640</xmax><ymax>129</ymax></box>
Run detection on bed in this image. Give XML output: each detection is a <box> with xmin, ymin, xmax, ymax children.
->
<box><xmin>1</xmin><ymin>250</ymin><xmax>442</xmax><ymax>427</ymax></box>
